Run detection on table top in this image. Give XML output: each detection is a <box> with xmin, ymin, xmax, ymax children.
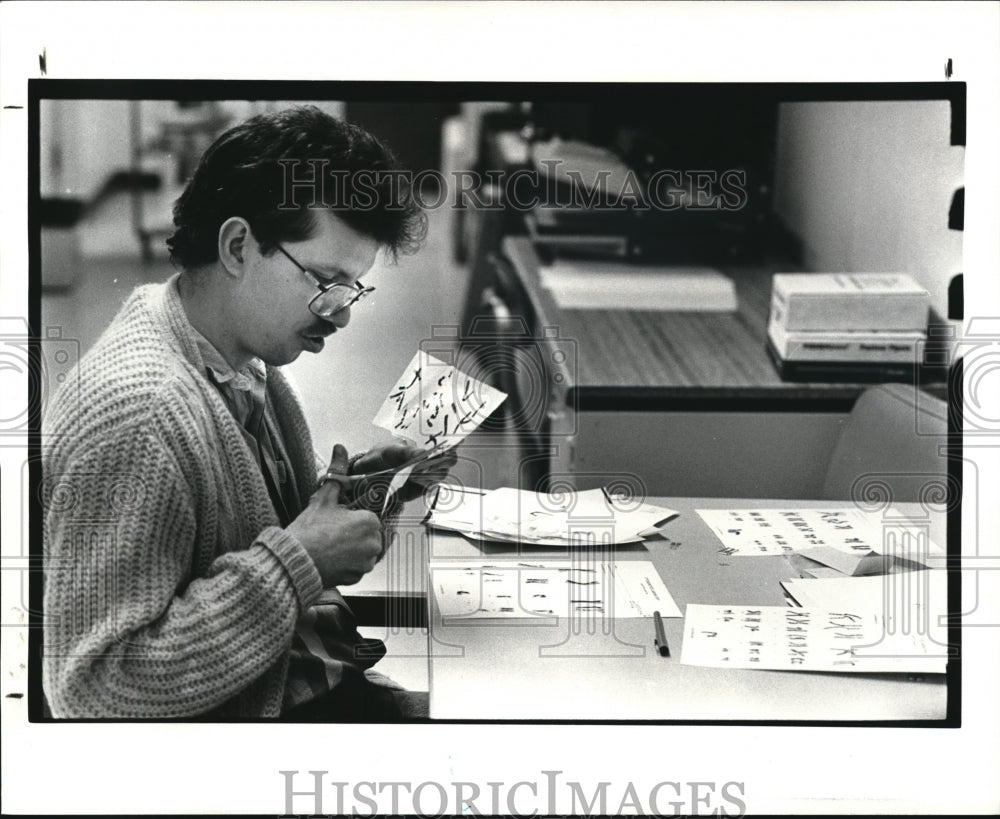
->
<box><xmin>422</xmin><ymin>495</ymin><xmax>950</xmax><ymax>722</ymax></box>
<box><xmin>502</xmin><ymin>236</ymin><xmax>947</xmax><ymax>405</ymax></box>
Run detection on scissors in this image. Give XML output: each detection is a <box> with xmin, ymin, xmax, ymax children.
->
<box><xmin>318</xmin><ymin>446</ymin><xmax>449</xmax><ymax>510</ymax></box>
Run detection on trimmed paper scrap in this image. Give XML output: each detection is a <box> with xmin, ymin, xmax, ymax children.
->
<box><xmin>680</xmin><ymin>604</ymin><xmax>947</xmax><ymax>674</ymax></box>
<box><xmin>372</xmin><ymin>350</ymin><xmax>506</xmax><ymax>453</ymax></box>
<box><xmin>430</xmin><ymin>560</ymin><xmax>681</xmax><ymax>620</ymax></box>
<box><xmin>792</xmin><ymin>546</ymin><xmax>888</xmax><ymax>577</ymax></box>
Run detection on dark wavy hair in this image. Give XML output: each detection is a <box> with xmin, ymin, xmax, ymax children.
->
<box><xmin>166</xmin><ymin>106</ymin><xmax>426</xmax><ymax>269</ymax></box>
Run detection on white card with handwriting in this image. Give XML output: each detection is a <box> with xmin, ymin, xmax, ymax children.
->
<box><xmin>430</xmin><ymin>560</ymin><xmax>680</xmax><ymax>620</ymax></box>
<box><xmin>697</xmin><ymin>508</ymin><xmax>884</xmax><ymax>557</ymax></box>
<box><xmin>680</xmin><ymin>604</ymin><xmax>946</xmax><ymax>673</ymax></box>
<box><xmin>372</xmin><ymin>351</ymin><xmax>507</xmax><ymax>452</ymax></box>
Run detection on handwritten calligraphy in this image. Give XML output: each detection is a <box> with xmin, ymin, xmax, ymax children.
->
<box><xmin>697</xmin><ymin>508</ymin><xmax>886</xmax><ymax>557</ymax></box>
<box><xmin>431</xmin><ymin>560</ymin><xmax>679</xmax><ymax>620</ymax></box>
<box><xmin>681</xmin><ymin>604</ymin><xmax>944</xmax><ymax>673</ymax></box>
<box><xmin>373</xmin><ymin>351</ymin><xmax>507</xmax><ymax>452</ymax></box>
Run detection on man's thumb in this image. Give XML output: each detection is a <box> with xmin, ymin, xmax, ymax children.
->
<box><xmin>321</xmin><ymin>443</ymin><xmax>351</xmax><ymax>502</ymax></box>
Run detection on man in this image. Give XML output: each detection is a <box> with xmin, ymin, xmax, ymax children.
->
<box><xmin>42</xmin><ymin>106</ymin><xmax>450</xmax><ymax>720</ymax></box>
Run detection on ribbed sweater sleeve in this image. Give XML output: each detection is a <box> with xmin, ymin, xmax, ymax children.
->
<box><xmin>43</xmin><ymin>419</ymin><xmax>322</xmax><ymax>719</ymax></box>
<box><xmin>39</xmin><ymin>280</ymin><xmax>354</xmax><ymax>718</ymax></box>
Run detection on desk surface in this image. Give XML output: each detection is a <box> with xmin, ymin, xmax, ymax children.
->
<box><xmin>424</xmin><ymin>496</ymin><xmax>950</xmax><ymax>722</ymax></box>
<box><xmin>502</xmin><ymin>236</ymin><xmax>947</xmax><ymax>404</ymax></box>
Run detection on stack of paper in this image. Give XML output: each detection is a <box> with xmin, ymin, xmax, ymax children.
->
<box><xmin>766</xmin><ymin>273</ymin><xmax>931</xmax><ymax>380</ymax></box>
<box><xmin>538</xmin><ymin>258</ymin><xmax>738</xmax><ymax>312</ymax></box>
<box><xmin>427</xmin><ymin>486</ymin><xmax>678</xmax><ymax>547</ymax></box>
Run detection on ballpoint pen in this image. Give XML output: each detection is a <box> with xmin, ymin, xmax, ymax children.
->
<box><xmin>653</xmin><ymin>610</ymin><xmax>670</xmax><ymax>657</ymax></box>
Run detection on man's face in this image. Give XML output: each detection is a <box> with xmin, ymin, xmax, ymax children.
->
<box><xmin>234</xmin><ymin>210</ymin><xmax>380</xmax><ymax>366</ymax></box>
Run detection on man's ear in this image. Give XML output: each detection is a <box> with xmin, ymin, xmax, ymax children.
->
<box><xmin>217</xmin><ymin>217</ymin><xmax>253</xmax><ymax>278</ymax></box>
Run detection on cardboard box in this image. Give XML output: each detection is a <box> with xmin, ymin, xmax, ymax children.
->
<box><xmin>764</xmin><ymin>338</ymin><xmax>925</xmax><ymax>383</ymax></box>
<box><xmin>770</xmin><ymin>273</ymin><xmax>930</xmax><ymax>332</ymax></box>
<box><xmin>767</xmin><ymin>321</ymin><xmax>925</xmax><ymax>363</ymax></box>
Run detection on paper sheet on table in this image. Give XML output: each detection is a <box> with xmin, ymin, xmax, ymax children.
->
<box><xmin>538</xmin><ymin>259</ymin><xmax>738</xmax><ymax>312</ymax></box>
<box><xmin>426</xmin><ymin>485</ymin><xmax>678</xmax><ymax>546</ymax></box>
<box><xmin>372</xmin><ymin>350</ymin><xmax>507</xmax><ymax>453</ymax></box>
<box><xmin>430</xmin><ymin>560</ymin><xmax>680</xmax><ymax>619</ymax></box>
<box><xmin>873</xmin><ymin>516</ymin><xmax>948</xmax><ymax>569</ymax></box>
<box><xmin>781</xmin><ymin>570</ymin><xmax>947</xmax><ymax>621</ymax></box>
<box><xmin>680</xmin><ymin>603</ymin><xmax>947</xmax><ymax>674</ymax></box>
<box><xmin>697</xmin><ymin>508</ymin><xmax>944</xmax><ymax>567</ymax></box>
<box><xmin>786</xmin><ymin>562</ymin><xmax>850</xmax><ymax>580</ymax></box>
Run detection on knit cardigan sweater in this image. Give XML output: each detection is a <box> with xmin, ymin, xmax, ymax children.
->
<box><xmin>42</xmin><ymin>277</ymin><xmax>326</xmax><ymax>718</ymax></box>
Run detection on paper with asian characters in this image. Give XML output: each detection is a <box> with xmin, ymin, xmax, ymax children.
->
<box><xmin>696</xmin><ymin>508</ymin><xmax>943</xmax><ymax>567</ymax></box>
<box><xmin>680</xmin><ymin>603</ymin><xmax>947</xmax><ymax>673</ymax></box>
<box><xmin>430</xmin><ymin>560</ymin><xmax>681</xmax><ymax>620</ymax></box>
<box><xmin>372</xmin><ymin>350</ymin><xmax>507</xmax><ymax>453</ymax></box>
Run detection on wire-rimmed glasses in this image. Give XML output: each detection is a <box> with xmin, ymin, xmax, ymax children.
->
<box><xmin>274</xmin><ymin>243</ymin><xmax>375</xmax><ymax>318</ymax></box>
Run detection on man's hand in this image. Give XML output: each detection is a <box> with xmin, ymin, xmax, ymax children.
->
<box><xmin>350</xmin><ymin>443</ymin><xmax>458</xmax><ymax>505</ymax></box>
<box><xmin>286</xmin><ymin>444</ymin><xmax>384</xmax><ymax>587</ymax></box>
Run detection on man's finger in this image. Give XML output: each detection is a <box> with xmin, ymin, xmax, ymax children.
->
<box><xmin>328</xmin><ymin>443</ymin><xmax>350</xmax><ymax>474</ymax></box>
<box><xmin>320</xmin><ymin>443</ymin><xmax>352</xmax><ymax>503</ymax></box>
<box><xmin>381</xmin><ymin>444</ymin><xmax>423</xmax><ymax>467</ymax></box>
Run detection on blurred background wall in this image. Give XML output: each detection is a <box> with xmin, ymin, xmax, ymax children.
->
<box><xmin>774</xmin><ymin>100</ymin><xmax>964</xmax><ymax>319</ymax></box>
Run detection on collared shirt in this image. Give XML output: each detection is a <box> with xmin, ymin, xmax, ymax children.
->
<box><xmin>189</xmin><ymin>330</ymin><xmax>299</xmax><ymax>526</ymax></box>
<box><xmin>180</xmin><ymin>314</ymin><xmax>383</xmax><ymax>712</ymax></box>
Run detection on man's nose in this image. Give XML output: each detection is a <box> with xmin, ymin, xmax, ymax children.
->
<box><xmin>327</xmin><ymin>306</ymin><xmax>351</xmax><ymax>329</ymax></box>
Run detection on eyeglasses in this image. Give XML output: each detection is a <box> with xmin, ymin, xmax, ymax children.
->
<box><xmin>274</xmin><ymin>243</ymin><xmax>375</xmax><ymax>319</ymax></box>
